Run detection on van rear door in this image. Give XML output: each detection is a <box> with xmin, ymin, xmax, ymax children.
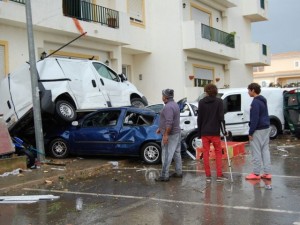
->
<box><xmin>222</xmin><ymin>93</ymin><xmax>249</xmax><ymax>136</ymax></box>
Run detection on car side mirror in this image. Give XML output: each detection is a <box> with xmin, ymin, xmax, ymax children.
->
<box><xmin>118</xmin><ymin>73</ymin><xmax>127</xmax><ymax>82</ymax></box>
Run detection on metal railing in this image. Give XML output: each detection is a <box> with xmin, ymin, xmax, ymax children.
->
<box><xmin>201</xmin><ymin>24</ymin><xmax>235</xmax><ymax>48</ymax></box>
<box><xmin>10</xmin><ymin>0</ymin><xmax>25</xmax><ymax>4</ymax></box>
<box><xmin>63</xmin><ymin>0</ymin><xmax>119</xmax><ymax>28</ymax></box>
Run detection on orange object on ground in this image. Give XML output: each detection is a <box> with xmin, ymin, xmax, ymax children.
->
<box><xmin>196</xmin><ymin>141</ymin><xmax>246</xmax><ymax>160</ymax></box>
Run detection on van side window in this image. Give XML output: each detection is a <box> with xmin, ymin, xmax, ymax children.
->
<box><xmin>224</xmin><ymin>94</ymin><xmax>241</xmax><ymax>112</ymax></box>
<box><xmin>92</xmin><ymin>62</ymin><xmax>119</xmax><ymax>82</ymax></box>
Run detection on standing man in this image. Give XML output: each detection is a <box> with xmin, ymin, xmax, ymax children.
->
<box><xmin>197</xmin><ymin>84</ymin><xmax>227</xmax><ymax>182</ymax></box>
<box><xmin>155</xmin><ymin>89</ymin><xmax>182</xmax><ymax>182</ymax></box>
<box><xmin>246</xmin><ymin>83</ymin><xmax>272</xmax><ymax>180</ymax></box>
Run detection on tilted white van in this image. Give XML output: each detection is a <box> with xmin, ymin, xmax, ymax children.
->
<box><xmin>0</xmin><ymin>58</ymin><xmax>148</xmax><ymax>130</ymax></box>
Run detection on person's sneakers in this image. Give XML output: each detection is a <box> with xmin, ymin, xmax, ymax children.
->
<box><xmin>216</xmin><ymin>176</ymin><xmax>228</xmax><ymax>182</ymax></box>
<box><xmin>261</xmin><ymin>173</ymin><xmax>272</xmax><ymax>180</ymax></box>
<box><xmin>170</xmin><ymin>173</ymin><xmax>183</xmax><ymax>178</ymax></box>
<box><xmin>206</xmin><ymin>177</ymin><xmax>212</xmax><ymax>183</ymax></box>
<box><xmin>245</xmin><ymin>173</ymin><xmax>261</xmax><ymax>180</ymax></box>
<box><xmin>155</xmin><ymin>176</ymin><xmax>170</xmax><ymax>182</ymax></box>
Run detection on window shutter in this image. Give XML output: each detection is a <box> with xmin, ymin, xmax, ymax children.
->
<box><xmin>128</xmin><ymin>0</ymin><xmax>143</xmax><ymax>22</ymax></box>
<box><xmin>194</xmin><ymin>67</ymin><xmax>213</xmax><ymax>80</ymax></box>
<box><xmin>0</xmin><ymin>45</ymin><xmax>5</xmax><ymax>79</ymax></box>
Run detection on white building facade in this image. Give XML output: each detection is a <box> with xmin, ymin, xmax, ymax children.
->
<box><xmin>0</xmin><ymin>0</ymin><xmax>270</xmax><ymax>104</ymax></box>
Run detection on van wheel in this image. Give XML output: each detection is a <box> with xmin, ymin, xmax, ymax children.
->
<box><xmin>269</xmin><ymin>122</ymin><xmax>279</xmax><ymax>139</ymax></box>
<box><xmin>55</xmin><ymin>100</ymin><xmax>77</xmax><ymax>122</ymax></box>
<box><xmin>131</xmin><ymin>98</ymin><xmax>146</xmax><ymax>108</ymax></box>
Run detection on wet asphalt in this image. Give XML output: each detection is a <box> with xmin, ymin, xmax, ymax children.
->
<box><xmin>0</xmin><ymin>135</ymin><xmax>300</xmax><ymax>225</ymax></box>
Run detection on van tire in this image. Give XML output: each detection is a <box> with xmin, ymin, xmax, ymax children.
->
<box><xmin>269</xmin><ymin>121</ymin><xmax>279</xmax><ymax>139</ymax></box>
<box><xmin>131</xmin><ymin>98</ymin><xmax>146</xmax><ymax>108</ymax></box>
<box><xmin>55</xmin><ymin>100</ymin><xmax>77</xmax><ymax>122</ymax></box>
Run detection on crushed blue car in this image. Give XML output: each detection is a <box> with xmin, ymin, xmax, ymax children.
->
<box><xmin>44</xmin><ymin>107</ymin><xmax>162</xmax><ymax>164</ymax></box>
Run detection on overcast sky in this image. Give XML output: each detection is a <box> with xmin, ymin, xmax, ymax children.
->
<box><xmin>252</xmin><ymin>0</ymin><xmax>300</xmax><ymax>54</ymax></box>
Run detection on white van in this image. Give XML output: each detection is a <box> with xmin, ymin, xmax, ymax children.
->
<box><xmin>0</xmin><ymin>58</ymin><xmax>147</xmax><ymax>129</ymax></box>
<box><xmin>216</xmin><ymin>88</ymin><xmax>289</xmax><ymax>139</ymax></box>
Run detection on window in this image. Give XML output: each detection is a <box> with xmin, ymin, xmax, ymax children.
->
<box><xmin>123</xmin><ymin>111</ymin><xmax>154</xmax><ymax>126</ymax></box>
<box><xmin>191</xmin><ymin>5</ymin><xmax>211</xmax><ymax>25</ymax></box>
<box><xmin>128</xmin><ymin>0</ymin><xmax>145</xmax><ymax>25</ymax></box>
<box><xmin>193</xmin><ymin>66</ymin><xmax>214</xmax><ymax>87</ymax></box>
<box><xmin>83</xmin><ymin>110</ymin><xmax>121</xmax><ymax>127</ymax></box>
<box><xmin>0</xmin><ymin>41</ymin><xmax>8</xmax><ymax>79</ymax></box>
<box><xmin>223</xmin><ymin>94</ymin><xmax>241</xmax><ymax>113</ymax></box>
<box><xmin>93</xmin><ymin>62</ymin><xmax>119</xmax><ymax>81</ymax></box>
<box><xmin>295</xmin><ymin>61</ymin><xmax>300</xmax><ymax>68</ymax></box>
<box><xmin>253</xmin><ymin>66</ymin><xmax>264</xmax><ymax>72</ymax></box>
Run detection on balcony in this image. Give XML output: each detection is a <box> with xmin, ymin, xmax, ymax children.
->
<box><xmin>10</xmin><ymin>0</ymin><xmax>25</xmax><ymax>4</ymax></box>
<box><xmin>243</xmin><ymin>0</ymin><xmax>268</xmax><ymax>22</ymax></box>
<box><xmin>63</xmin><ymin>0</ymin><xmax>119</xmax><ymax>29</ymax></box>
<box><xmin>244</xmin><ymin>43</ymin><xmax>270</xmax><ymax>66</ymax></box>
<box><xmin>182</xmin><ymin>21</ymin><xmax>239</xmax><ymax>61</ymax></box>
<box><xmin>197</xmin><ymin>0</ymin><xmax>237</xmax><ymax>11</ymax></box>
<box><xmin>0</xmin><ymin>0</ymin><xmax>130</xmax><ymax>46</ymax></box>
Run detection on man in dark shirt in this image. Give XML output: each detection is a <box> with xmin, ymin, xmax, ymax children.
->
<box><xmin>155</xmin><ymin>89</ymin><xmax>182</xmax><ymax>182</ymax></box>
<box><xmin>197</xmin><ymin>84</ymin><xmax>227</xmax><ymax>182</ymax></box>
<box><xmin>246</xmin><ymin>83</ymin><xmax>271</xmax><ymax>180</ymax></box>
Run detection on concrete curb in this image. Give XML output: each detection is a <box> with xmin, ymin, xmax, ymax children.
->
<box><xmin>0</xmin><ymin>161</ymin><xmax>124</xmax><ymax>194</ymax></box>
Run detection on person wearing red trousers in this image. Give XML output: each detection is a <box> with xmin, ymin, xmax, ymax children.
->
<box><xmin>197</xmin><ymin>84</ymin><xmax>227</xmax><ymax>182</ymax></box>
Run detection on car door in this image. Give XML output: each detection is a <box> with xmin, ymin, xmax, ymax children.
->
<box><xmin>180</xmin><ymin>103</ymin><xmax>198</xmax><ymax>131</ymax></box>
<box><xmin>223</xmin><ymin>93</ymin><xmax>249</xmax><ymax>136</ymax></box>
<box><xmin>92</xmin><ymin>62</ymin><xmax>129</xmax><ymax>106</ymax></box>
<box><xmin>71</xmin><ymin>110</ymin><xmax>122</xmax><ymax>154</ymax></box>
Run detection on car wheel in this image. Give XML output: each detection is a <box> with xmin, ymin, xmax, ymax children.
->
<box><xmin>188</xmin><ymin>133</ymin><xmax>200</xmax><ymax>153</ymax></box>
<box><xmin>131</xmin><ymin>98</ymin><xmax>146</xmax><ymax>108</ymax></box>
<box><xmin>49</xmin><ymin>138</ymin><xmax>69</xmax><ymax>158</ymax></box>
<box><xmin>141</xmin><ymin>142</ymin><xmax>161</xmax><ymax>164</ymax></box>
<box><xmin>24</xmin><ymin>149</ymin><xmax>35</xmax><ymax>168</ymax></box>
<box><xmin>55</xmin><ymin>100</ymin><xmax>77</xmax><ymax>122</ymax></box>
<box><xmin>269</xmin><ymin>122</ymin><xmax>279</xmax><ymax>139</ymax></box>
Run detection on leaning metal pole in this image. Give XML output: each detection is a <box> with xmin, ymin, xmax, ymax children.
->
<box><xmin>25</xmin><ymin>0</ymin><xmax>45</xmax><ymax>162</ymax></box>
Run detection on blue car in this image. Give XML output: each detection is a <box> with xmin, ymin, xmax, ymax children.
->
<box><xmin>44</xmin><ymin>107</ymin><xmax>162</xmax><ymax>164</ymax></box>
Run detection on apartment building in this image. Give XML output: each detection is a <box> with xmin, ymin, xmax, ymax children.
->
<box><xmin>253</xmin><ymin>51</ymin><xmax>300</xmax><ymax>87</ymax></box>
<box><xmin>0</xmin><ymin>0</ymin><xmax>270</xmax><ymax>104</ymax></box>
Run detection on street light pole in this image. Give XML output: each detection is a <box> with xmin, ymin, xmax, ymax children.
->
<box><xmin>25</xmin><ymin>0</ymin><xmax>45</xmax><ymax>162</ymax></box>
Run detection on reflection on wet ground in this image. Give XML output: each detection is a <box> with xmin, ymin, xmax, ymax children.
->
<box><xmin>1</xmin><ymin>135</ymin><xmax>300</xmax><ymax>225</ymax></box>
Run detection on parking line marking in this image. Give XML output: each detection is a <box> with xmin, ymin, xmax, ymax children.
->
<box><xmin>23</xmin><ymin>188</ymin><xmax>300</xmax><ymax>215</ymax></box>
<box><xmin>118</xmin><ymin>167</ymin><xmax>300</xmax><ymax>179</ymax></box>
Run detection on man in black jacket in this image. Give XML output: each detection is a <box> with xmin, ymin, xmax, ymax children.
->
<box><xmin>197</xmin><ymin>84</ymin><xmax>227</xmax><ymax>182</ymax></box>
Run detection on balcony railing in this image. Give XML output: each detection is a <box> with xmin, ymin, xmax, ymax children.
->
<box><xmin>10</xmin><ymin>0</ymin><xmax>25</xmax><ymax>4</ymax></box>
<box><xmin>201</xmin><ymin>24</ymin><xmax>235</xmax><ymax>48</ymax></box>
<box><xmin>63</xmin><ymin>0</ymin><xmax>119</xmax><ymax>28</ymax></box>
